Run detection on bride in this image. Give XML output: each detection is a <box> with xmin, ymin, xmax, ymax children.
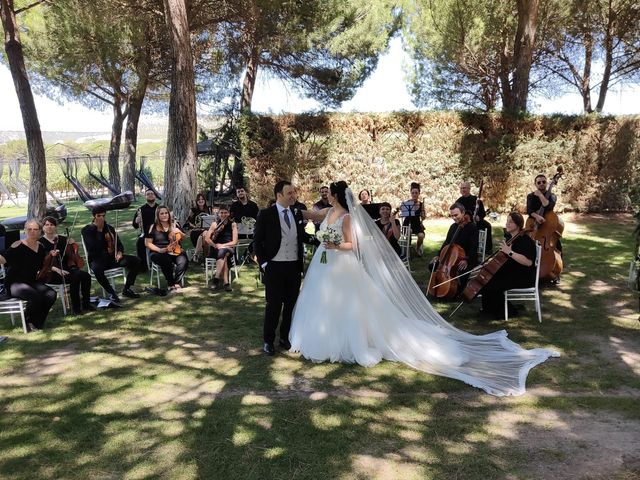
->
<box><xmin>291</xmin><ymin>180</ymin><xmax>559</xmax><ymax>396</ymax></box>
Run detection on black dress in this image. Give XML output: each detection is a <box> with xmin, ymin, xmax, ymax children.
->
<box><xmin>400</xmin><ymin>200</ymin><xmax>425</xmax><ymax>234</ymax></box>
<box><xmin>3</xmin><ymin>242</ymin><xmax>57</xmax><ymax>329</ymax></box>
<box><xmin>146</xmin><ymin>226</ymin><xmax>189</xmax><ymax>287</ymax></box>
<box><xmin>207</xmin><ymin>221</ymin><xmax>235</xmax><ymax>260</ymax></box>
<box><xmin>39</xmin><ymin>235</ymin><xmax>92</xmax><ymax>313</ymax></box>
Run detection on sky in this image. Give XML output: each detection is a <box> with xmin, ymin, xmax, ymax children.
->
<box><xmin>1</xmin><ymin>36</ymin><xmax>638</xmax><ymax>133</ymax></box>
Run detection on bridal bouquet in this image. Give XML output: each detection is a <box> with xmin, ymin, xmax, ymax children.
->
<box><xmin>316</xmin><ymin>227</ymin><xmax>342</xmax><ymax>264</ymax></box>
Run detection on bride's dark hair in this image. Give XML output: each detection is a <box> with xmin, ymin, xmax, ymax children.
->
<box><xmin>330</xmin><ymin>181</ymin><xmax>349</xmax><ymax>211</ymax></box>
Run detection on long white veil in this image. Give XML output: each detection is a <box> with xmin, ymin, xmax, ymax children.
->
<box><xmin>345</xmin><ymin>188</ymin><xmax>559</xmax><ymax>396</ymax></box>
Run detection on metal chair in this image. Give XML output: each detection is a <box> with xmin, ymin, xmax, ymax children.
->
<box><xmin>398</xmin><ymin>225</ymin><xmax>412</xmax><ymax>270</ymax></box>
<box><xmin>504</xmin><ymin>241</ymin><xmax>542</xmax><ymax>322</ymax></box>
<box><xmin>478</xmin><ymin>229</ymin><xmax>487</xmax><ymax>263</ymax></box>
<box><xmin>80</xmin><ymin>237</ymin><xmax>126</xmax><ymax>296</ymax></box>
<box><xmin>147</xmin><ymin>248</ymin><xmax>185</xmax><ymax>288</ymax></box>
<box><xmin>44</xmin><ymin>283</ymin><xmax>69</xmax><ymax>315</ymax></box>
<box><xmin>205</xmin><ymin>250</ymin><xmax>238</xmax><ymax>286</ymax></box>
<box><xmin>0</xmin><ymin>266</ymin><xmax>28</xmax><ymax>333</ymax></box>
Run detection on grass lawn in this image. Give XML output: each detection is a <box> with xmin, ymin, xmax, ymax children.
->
<box><xmin>1</xmin><ymin>201</ymin><xmax>639</xmax><ymax>479</ymax></box>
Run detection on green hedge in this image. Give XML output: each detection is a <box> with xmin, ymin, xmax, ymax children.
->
<box><xmin>242</xmin><ymin>112</ymin><xmax>640</xmax><ymax>215</ymax></box>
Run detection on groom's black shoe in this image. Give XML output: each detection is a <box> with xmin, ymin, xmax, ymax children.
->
<box><xmin>279</xmin><ymin>339</ymin><xmax>291</xmax><ymax>351</ymax></box>
<box><xmin>263</xmin><ymin>343</ymin><xmax>275</xmax><ymax>356</ymax></box>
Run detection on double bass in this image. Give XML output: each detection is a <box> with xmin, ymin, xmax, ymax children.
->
<box><xmin>427</xmin><ymin>214</ymin><xmax>471</xmax><ymax>299</ymax></box>
<box><xmin>525</xmin><ymin>166</ymin><xmax>564</xmax><ymax>280</ymax></box>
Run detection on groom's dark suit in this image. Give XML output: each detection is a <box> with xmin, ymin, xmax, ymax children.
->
<box><xmin>254</xmin><ymin>203</ymin><xmax>310</xmax><ymax>348</ymax></box>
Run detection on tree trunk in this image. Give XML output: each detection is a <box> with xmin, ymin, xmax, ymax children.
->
<box><xmin>108</xmin><ymin>98</ymin><xmax>125</xmax><ymax>191</ymax></box>
<box><xmin>162</xmin><ymin>0</ymin><xmax>198</xmax><ymax>224</ymax></box>
<box><xmin>581</xmin><ymin>27</ymin><xmax>593</xmax><ymax>113</ymax></box>
<box><xmin>123</xmin><ymin>92</ymin><xmax>145</xmax><ymax>193</ymax></box>
<box><xmin>240</xmin><ymin>42</ymin><xmax>260</xmax><ymax>113</ymax></box>
<box><xmin>511</xmin><ymin>0</ymin><xmax>539</xmax><ymax>113</ymax></box>
<box><xmin>1</xmin><ymin>0</ymin><xmax>47</xmax><ymax>219</ymax></box>
<box><xmin>595</xmin><ymin>1</ymin><xmax>614</xmax><ymax>113</ymax></box>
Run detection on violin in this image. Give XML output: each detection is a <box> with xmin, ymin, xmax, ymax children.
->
<box><xmin>461</xmin><ymin>228</ymin><xmax>532</xmax><ymax>302</ymax></box>
<box><xmin>167</xmin><ymin>223</ymin><xmax>183</xmax><ymax>256</ymax></box>
<box><xmin>427</xmin><ymin>215</ymin><xmax>470</xmax><ymax>299</ymax></box>
<box><xmin>105</xmin><ymin>231</ymin><xmax>115</xmax><ymax>256</ymax></box>
<box><xmin>209</xmin><ymin>217</ymin><xmax>229</xmax><ymax>242</ymax></box>
<box><xmin>36</xmin><ymin>238</ymin><xmax>58</xmax><ymax>283</ymax></box>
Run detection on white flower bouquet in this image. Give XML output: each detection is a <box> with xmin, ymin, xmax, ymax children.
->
<box><xmin>316</xmin><ymin>227</ymin><xmax>342</xmax><ymax>264</ymax></box>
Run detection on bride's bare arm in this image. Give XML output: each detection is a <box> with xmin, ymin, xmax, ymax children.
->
<box><xmin>302</xmin><ymin>207</ymin><xmax>329</xmax><ymax>222</ymax></box>
<box><xmin>325</xmin><ymin>215</ymin><xmax>353</xmax><ymax>251</ymax></box>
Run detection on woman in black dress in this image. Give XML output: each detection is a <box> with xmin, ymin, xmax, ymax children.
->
<box><xmin>0</xmin><ymin>220</ymin><xmax>57</xmax><ymax>331</ymax></box>
<box><xmin>375</xmin><ymin>202</ymin><xmax>402</xmax><ymax>257</ymax></box>
<box><xmin>204</xmin><ymin>205</ymin><xmax>238</xmax><ymax>291</ymax></box>
<box><xmin>39</xmin><ymin>216</ymin><xmax>94</xmax><ymax>314</ymax></box>
<box><xmin>480</xmin><ymin>212</ymin><xmax>537</xmax><ymax>318</ymax></box>
<box><xmin>145</xmin><ymin>206</ymin><xmax>189</xmax><ymax>292</ymax></box>
<box><xmin>185</xmin><ymin>193</ymin><xmax>212</xmax><ymax>255</ymax></box>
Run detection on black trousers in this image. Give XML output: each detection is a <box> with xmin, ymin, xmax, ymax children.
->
<box><xmin>150</xmin><ymin>252</ymin><xmax>188</xmax><ymax>287</ymax></box>
<box><xmin>481</xmin><ymin>273</ymin><xmax>532</xmax><ymax>317</ymax></box>
<box><xmin>90</xmin><ymin>255</ymin><xmax>140</xmax><ymax>295</ymax></box>
<box><xmin>136</xmin><ymin>236</ymin><xmax>148</xmax><ymax>270</ymax></box>
<box><xmin>262</xmin><ymin>261</ymin><xmax>301</xmax><ymax>345</ymax></box>
<box><xmin>9</xmin><ymin>282</ymin><xmax>57</xmax><ymax>328</ymax></box>
<box><xmin>49</xmin><ymin>269</ymin><xmax>92</xmax><ymax>311</ymax></box>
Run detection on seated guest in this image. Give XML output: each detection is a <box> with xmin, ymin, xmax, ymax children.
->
<box><xmin>145</xmin><ymin>206</ymin><xmax>189</xmax><ymax>292</ymax></box>
<box><xmin>230</xmin><ymin>186</ymin><xmax>259</xmax><ymax>238</ymax></box>
<box><xmin>375</xmin><ymin>202</ymin><xmax>402</xmax><ymax>257</ymax></box>
<box><xmin>312</xmin><ymin>185</ymin><xmax>331</xmax><ymax>232</ymax></box>
<box><xmin>456</xmin><ymin>181</ymin><xmax>493</xmax><ymax>252</ymax></box>
<box><xmin>82</xmin><ymin>206</ymin><xmax>141</xmax><ymax>303</ymax></box>
<box><xmin>184</xmin><ymin>193</ymin><xmax>212</xmax><ymax>261</ymax></box>
<box><xmin>399</xmin><ymin>182</ymin><xmax>426</xmax><ymax>256</ymax></box>
<box><xmin>431</xmin><ymin>203</ymin><xmax>478</xmax><ymax>288</ymax></box>
<box><xmin>359</xmin><ymin>189</ymin><xmax>383</xmax><ymax>219</ymax></box>
<box><xmin>0</xmin><ymin>220</ymin><xmax>57</xmax><ymax>331</ymax></box>
<box><xmin>39</xmin><ymin>216</ymin><xmax>94</xmax><ymax>315</ymax></box>
<box><xmin>132</xmin><ymin>189</ymin><xmax>159</xmax><ymax>270</ymax></box>
<box><xmin>205</xmin><ymin>205</ymin><xmax>238</xmax><ymax>292</ymax></box>
<box><xmin>479</xmin><ymin>212</ymin><xmax>536</xmax><ymax>318</ymax></box>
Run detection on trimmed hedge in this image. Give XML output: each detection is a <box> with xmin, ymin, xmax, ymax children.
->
<box><xmin>242</xmin><ymin>112</ymin><xmax>640</xmax><ymax>215</ymax></box>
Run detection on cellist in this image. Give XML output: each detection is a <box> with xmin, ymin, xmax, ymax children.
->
<box><xmin>526</xmin><ymin>174</ymin><xmax>562</xmax><ymax>255</ymax></box>
<box><xmin>477</xmin><ymin>212</ymin><xmax>537</xmax><ymax>319</ymax></box>
<box><xmin>431</xmin><ymin>203</ymin><xmax>478</xmax><ymax>287</ymax></box>
<box><xmin>39</xmin><ymin>216</ymin><xmax>94</xmax><ymax>315</ymax></box>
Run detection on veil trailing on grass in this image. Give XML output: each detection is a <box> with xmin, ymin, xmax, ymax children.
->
<box><xmin>345</xmin><ymin>188</ymin><xmax>559</xmax><ymax>396</ymax></box>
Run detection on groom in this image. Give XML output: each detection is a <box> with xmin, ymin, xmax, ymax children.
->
<box><xmin>254</xmin><ymin>180</ymin><xmax>310</xmax><ymax>356</ymax></box>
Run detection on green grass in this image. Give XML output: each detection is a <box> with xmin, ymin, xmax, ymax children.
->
<box><xmin>0</xmin><ymin>207</ymin><xmax>639</xmax><ymax>479</ymax></box>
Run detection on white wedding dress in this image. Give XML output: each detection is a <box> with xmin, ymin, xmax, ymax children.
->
<box><xmin>290</xmin><ymin>190</ymin><xmax>559</xmax><ymax>396</ymax></box>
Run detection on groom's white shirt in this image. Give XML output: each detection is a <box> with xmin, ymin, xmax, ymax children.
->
<box><xmin>271</xmin><ymin>202</ymin><xmax>298</xmax><ymax>263</ymax></box>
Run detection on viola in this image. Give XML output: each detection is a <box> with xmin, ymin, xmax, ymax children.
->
<box><xmin>525</xmin><ymin>166</ymin><xmax>564</xmax><ymax>281</ymax></box>
<box><xmin>428</xmin><ymin>216</ymin><xmax>470</xmax><ymax>299</ymax></box>
<box><xmin>461</xmin><ymin>228</ymin><xmax>532</xmax><ymax>302</ymax></box>
<box><xmin>63</xmin><ymin>241</ymin><xmax>85</xmax><ymax>269</ymax></box>
<box><xmin>168</xmin><ymin>229</ymin><xmax>183</xmax><ymax>256</ymax></box>
<box><xmin>37</xmin><ymin>250</ymin><xmax>57</xmax><ymax>283</ymax></box>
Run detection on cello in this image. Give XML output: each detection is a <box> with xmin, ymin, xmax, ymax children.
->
<box><xmin>525</xmin><ymin>167</ymin><xmax>564</xmax><ymax>281</ymax></box>
<box><xmin>427</xmin><ymin>213</ymin><xmax>471</xmax><ymax>299</ymax></box>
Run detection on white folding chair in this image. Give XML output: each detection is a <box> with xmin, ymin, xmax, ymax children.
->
<box><xmin>0</xmin><ymin>266</ymin><xmax>28</xmax><ymax>333</ymax></box>
<box><xmin>147</xmin><ymin>249</ymin><xmax>185</xmax><ymax>288</ymax></box>
<box><xmin>45</xmin><ymin>283</ymin><xmax>69</xmax><ymax>315</ymax></box>
<box><xmin>205</xmin><ymin>251</ymin><xmax>238</xmax><ymax>286</ymax></box>
<box><xmin>504</xmin><ymin>241</ymin><xmax>542</xmax><ymax>322</ymax></box>
<box><xmin>478</xmin><ymin>229</ymin><xmax>487</xmax><ymax>263</ymax></box>
<box><xmin>81</xmin><ymin>237</ymin><xmax>126</xmax><ymax>296</ymax></box>
<box><xmin>398</xmin><ymin>225</ymin><xmax>412</xmax><ymax>270</ymax></box>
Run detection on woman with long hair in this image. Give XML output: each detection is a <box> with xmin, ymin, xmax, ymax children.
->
<box><xmin>204</xmin><ymin>205</ymin><xmax>238</xmax><ymax>291</ymax></box>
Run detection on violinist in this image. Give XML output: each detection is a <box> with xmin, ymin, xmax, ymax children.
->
<box><xmin>39</xmin><ymin>216</ymin><xmax>94</xmax><ymax>315</ymax></box>
<box><xmin>456</xmin><ymin>181</ymin><xmax>493</xmax><ymax>252</ymax></box>
<box><xmin>399</xmin><ymin>182</ymin><xmax>426</xmax><ymax>256</ymax></box>
<box><xmin>527</xmin><ymin>174</ymin><xmax>562</xmax><ymax>255</ymax></box>
<box><xmin>81</xmin><ymin>206</ymin><xmax>141</xmax><ymax>303</ymax></box>
<box><xmin>132</xmin><ymin>189</ymin><xmax>159</xmax><ymax>270</ymax></box>
<box><xmin>431</xmin><ymin>203</ymin><xmax>478</xmax><ymax>283</ymax></box>
<box><xmin>0</xmin><ymin>220</ymin><xmax>57</xmax><ymax>331</ymax></box>
<box><xmin>478</xmin><ymin>212</ymin><xmax>536</xmax><ymax>319</ymax></box>
<box><xmin>145</xmin><ymin>206</ymin><xmax>189</xmax><ymax>292</ymax></box>
<box><xmin>205</xmin><ymin>205</ymin><xmax>238</xmax><ymax>291</ymax></box>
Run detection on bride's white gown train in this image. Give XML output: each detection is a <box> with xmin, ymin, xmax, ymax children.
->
<box><xmin>290</xmin><ymin>193</ymin><xmax>559</xmax><ymax>397</ymax></box>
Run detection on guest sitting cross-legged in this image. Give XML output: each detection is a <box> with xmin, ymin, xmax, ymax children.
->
<box><xmin>145</xmin><ymin>206</ymin><xmax>189</xmax><ymax>292</ymax></box>
<box><xmin>204</xmin><ymin>205</ymin><xmax>238</xmax><ymax>292</ymax></box>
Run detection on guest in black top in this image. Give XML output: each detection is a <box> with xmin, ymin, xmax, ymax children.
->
<box><xmin>375</xmin><ymin>202</ymin><xmax>402</xmax><ymax>257</ymax></box>
<box><xmin>400</xmin><ymin>182</ymin><xmax>426</xmax><ymax>255</ymax></box>
<box><xmin>82</xmin><ymin>206</ymin><xmax>141</xmax><ymax>303</ymax></box>
<box><xmin>39</xmin><ymin>216</ymin><xmax>93</xmax><ymax>315</ymax></box>
<box><xmin>145</xmin><ymin>206</ymin><xmax>189</xmax><ymax>292</ymax></box>
<box><xmin>132</xmin><ymin>189</ymin><xmax>159</xmax><ymax>269</ymax></box>
<box><xmin>0</xmin><ymin>220</ymin><xmax>57</xmax><ymax>331</ymax></box>
<box><xmin>205</xmin><ymin>205</ymin><xmax>238</xmax><ymax>291</ymax></box>
<box><xmin>480</xmin><ymin>212</ymin><xmax>537</xmax><ymax>318</ymax></box>
<box><xmin>456</xmin><ymin>181</ymin><xmax>493</xmax><ymax>252</ymax></box>
<box><xmin>432</xmin><ymin>202</ymin><xmax>479</xmax><ymax>274</ymax></box>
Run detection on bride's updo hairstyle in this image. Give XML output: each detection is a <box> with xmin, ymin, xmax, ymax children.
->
<box><xmin>330</xmin><ymin>181</ymin><xmax>349</xmax><ymax>211</ymax></box>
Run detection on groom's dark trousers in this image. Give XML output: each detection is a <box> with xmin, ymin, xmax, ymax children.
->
<box><xmin>263</xmin><ymin>261</ymin><xmax>301</xmax><ymax>344</ymax></box>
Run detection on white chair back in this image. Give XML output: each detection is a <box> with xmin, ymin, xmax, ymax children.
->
<box><xmin>398</xmin><ymin>225</ymin><xmax>412</xmax><ymax>270</ymax></box>
<box><xmin>478</xmin><ymin>229</ymin><xmax>487</xmax><ymax>262</ymax></box>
